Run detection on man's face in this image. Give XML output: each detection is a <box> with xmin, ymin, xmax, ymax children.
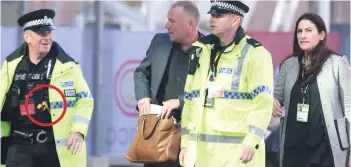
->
<box><xmin>24</xmin><ymin>30</ymin><xmax>53</xmax><ymax>55</ymax></box>
<box><xmin>209</xmin><ymin>13</ymin><xmax>240</xmax><ymax>36</ymax></box>
<box><xmin>165</xmin><ymin>6</ymin><xmax>189</xmax><ymax>43</ymax></box>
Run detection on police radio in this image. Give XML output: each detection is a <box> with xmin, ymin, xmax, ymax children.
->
<box><xmin>187</xmin><ymin>46</ymin><xmax>202</xmax><ymax>75</ymax></box>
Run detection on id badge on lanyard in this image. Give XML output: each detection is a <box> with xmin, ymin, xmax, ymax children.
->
<box><xmin>296</xmin><ymin>85</ymin><xmax>309</xmax><ymax>123</ymax></box>
<box><xmin>204</xmin><ymin>74</ymin><xmax>224</xmax><ymax>108</ymax></box>
<box><xmin>205</xmin><ymin>52</ymin><xmax>224</xmax><ymax>108</ymax></box>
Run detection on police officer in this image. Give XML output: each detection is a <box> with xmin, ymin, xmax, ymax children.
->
<box><xmin>0</xmin><ymin>9</ymin><xmax>94</xmax><ymax>167</ymax></box>
<box><xmin>179</xmin><ymin>1</ymin><xmax>274</xmax><ymax>167</ymax></box>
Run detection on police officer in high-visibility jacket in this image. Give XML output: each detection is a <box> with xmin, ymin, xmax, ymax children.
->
<box><xmin>0</xmin><ymin>9</ymin><xmax>94</xmax><ymax>167</ymax></box>
<box><xmin>179</xmin><ymin>1</ymin><xmax>274</xmax><ymax>167</ymax></box>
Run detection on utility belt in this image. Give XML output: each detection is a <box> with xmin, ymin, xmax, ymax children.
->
<box><xmin>12</xmin><ymin>129</ymin><xmax>55</xmax><ymax>145</ymax></box>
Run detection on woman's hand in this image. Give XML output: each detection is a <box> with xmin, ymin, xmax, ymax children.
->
<box><xmin>272</xmin><ymin>99</ymin><xmax>283</xmax><ymax>118</ymax></box>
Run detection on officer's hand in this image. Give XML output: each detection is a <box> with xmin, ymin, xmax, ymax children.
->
<box><xmin>158</xmin><ymin>99</ymin><xmax>180</xmax><ymax>119</ymax></box>
<box><xmin>179</xmin><ymin>147</ymin><xmax>186</xmax><ymax>166</ymax></box>
<box><xmin>67</xmin><ymin>132</ymin><xmax>84</xmax><ymax>155</ymax></box>
<box><xmin>272</xmin><ymin>99</ymin><xmax>283</xmax><ymax>118</ymax></box>
<box><xmin>137</xmin><ymin>98</ymin><xmax>151</xmax><ymax>115</ymax></box>
<box><xmin>239</xmin><ymin>146</ymin><xmax>255</xmax><ymax>164</ymax></box>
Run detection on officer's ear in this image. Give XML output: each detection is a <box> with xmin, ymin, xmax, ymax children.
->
<box><xmin>23</xmin><ymin>30</ymin><xmax>31</xmax><ymax>44</ymax></box>
<box><xmin>231</xmin><ymin>14</ymin><xmax>242</xmax><ymax>27</ymax></box>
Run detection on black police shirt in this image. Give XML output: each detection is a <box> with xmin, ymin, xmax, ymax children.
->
<box><xmin>7</xmin><ymin>53</ymin><xmax>56</xmax><ymax>132</ymax></box>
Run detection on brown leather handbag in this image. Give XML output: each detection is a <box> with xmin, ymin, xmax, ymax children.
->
<box><xmin>126</xmin><ymin>114</ymin><xmax>181</xmax><ymax>163</ymax></box>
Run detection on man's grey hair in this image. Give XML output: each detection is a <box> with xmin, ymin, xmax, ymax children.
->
<box><xmin>171</xmin><ymin>1</ymin><xmax>200</xmax><ymax>26</ymax></box>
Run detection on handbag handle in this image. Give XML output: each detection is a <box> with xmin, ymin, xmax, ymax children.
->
<box><xmin>141</xmin><ymin>116</ymin><xmax>160</xmax><ymax>139</ymax></box>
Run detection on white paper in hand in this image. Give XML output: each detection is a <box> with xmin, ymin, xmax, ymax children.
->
<box><xmin>148</xmin><ymin>104</ymin><xmax>162</xmax><ymax>115</ymax></box>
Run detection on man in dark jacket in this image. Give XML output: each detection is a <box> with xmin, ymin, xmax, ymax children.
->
<box><xmin>133</xmin><ymin>1</ymin><xmax>203</xmax><ymax>167</ymax></box>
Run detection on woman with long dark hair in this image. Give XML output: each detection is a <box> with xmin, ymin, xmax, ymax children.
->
<box><xmin>273</xmin><ymin>13</ymin><xmax>350</xmax><ymax>167</ymax></box>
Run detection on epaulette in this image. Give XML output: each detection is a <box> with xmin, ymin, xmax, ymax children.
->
<box><xmin>246</xmin><ymin>38</ymin><xmax>262</xmax><ymax>48</ymax></box>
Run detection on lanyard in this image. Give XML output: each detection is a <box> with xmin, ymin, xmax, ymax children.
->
<box><xmin>300</xmin><ymin>85</ymin><xmax>309</xmax><ymax>104</ymax></box>
<box><xmin>300</xmin><ymin>56</ymin><xmax>308</xmax><ymax>104</ymax></box>
<box><xmin>209</xmin><ymin>48</ymin><xmax>225</xmax><ymax>81</ymax></box>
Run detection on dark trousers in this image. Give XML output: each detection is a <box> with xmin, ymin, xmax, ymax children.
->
<box><xmin>144</xmin><ymin>149</ymin><xmax>181</xmax><ymax>167</ymax></box>
<box><xmin>266</xmin><ymin>152</ymin><xmax>279</xmax><ymax>167</ymax></box>
<box><xmin>144</xmin><ymin>160</ymin><xmax>181</xmax><ymax>167</ymax></box>
<box><xmin>6</xmin><ymin>142</ymin><xmax>60</xmax><ymax>167</ymax></box>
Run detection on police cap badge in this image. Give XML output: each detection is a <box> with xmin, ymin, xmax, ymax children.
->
<box><xmin>207</xmin><ymin>0</ymin><xmax>249</xmax><ymax>17</ymax></box>
<box><xmin>17</xmin><ymin>9</ymin><xmax>56</xmax><ymax>32</ymax></box>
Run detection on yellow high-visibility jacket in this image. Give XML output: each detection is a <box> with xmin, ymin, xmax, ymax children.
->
<box><xmin>181</xmin><ymin>28</ymin><xmax>274</xmax><ymax>167</ymax></box>
<box><xmin>0</xmin><ymin>42</ymin><xmax>94</xmax><ymax>167</ymax></box>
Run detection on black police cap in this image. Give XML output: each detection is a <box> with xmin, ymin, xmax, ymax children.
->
<box><xmin>207</xmin><ymin>0</ymin><xmax>249</xmax><ymax>17</ymax></box>
<box><xmin>17</xmin><ymin>9</ymin><xmax>56</xmax><ymax>32</ymax></box>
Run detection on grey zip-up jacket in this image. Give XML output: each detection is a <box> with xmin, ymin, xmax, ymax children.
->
<box><xmin>274</xmin><ymin>54</ymin><xmax>350</xmax><ymax>167</ymax></box>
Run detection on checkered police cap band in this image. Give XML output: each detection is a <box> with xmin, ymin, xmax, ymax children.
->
<box><xmin>211</xmin><ymin>1</ymin><xmax>245</xmax><ymax>16</ymax></box>
<box><xmin>23</xmin><ymin>15</ymin><xmax>54</xmax><ymax>30</ymax></box>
